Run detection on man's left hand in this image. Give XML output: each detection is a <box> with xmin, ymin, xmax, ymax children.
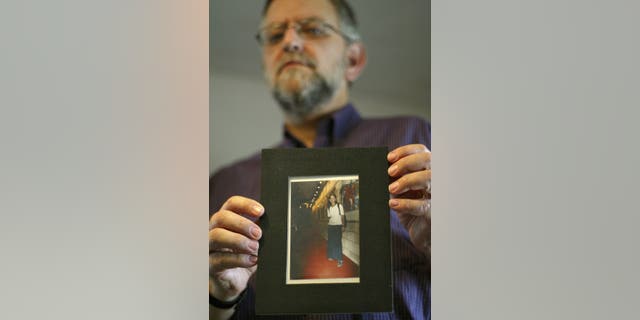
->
<box><xmin>387</xmin><ymin>144</ymin><xmax>431</xmax><ymax>256</ymax></box>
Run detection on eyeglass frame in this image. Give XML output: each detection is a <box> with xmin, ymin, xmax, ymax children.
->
<box><xmin>255</xmin><ymin>18</ymin><xmax>354</xmax><ymax>47</ymax></box>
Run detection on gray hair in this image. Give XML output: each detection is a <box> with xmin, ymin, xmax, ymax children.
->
<box><xmin>262</xmin><ymin>0</ymin><xmax>361</xmax><ymax>43</ymax></box>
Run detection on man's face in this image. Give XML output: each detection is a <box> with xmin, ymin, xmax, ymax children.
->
<box><xmin>261</xmin><ymin>0</ymin><xmax>349</xmax><ymax>120</ymax></box>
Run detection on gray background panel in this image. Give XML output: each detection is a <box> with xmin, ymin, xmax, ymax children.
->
<box><xmin>1</xmin><ymin>0</ymin><xmax>639</xmax><ymax>319</ymax></box>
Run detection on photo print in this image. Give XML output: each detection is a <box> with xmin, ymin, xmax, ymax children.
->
<box><xmin>287</xmin><ymin>175</ymin><xmax>360</xmax><ymax>284</ymax></box>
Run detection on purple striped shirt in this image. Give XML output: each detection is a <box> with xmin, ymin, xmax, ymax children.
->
<box><xmin>210</xmin><ymin>104</ymin><xmax>431</xmax><ymax>319</ymax></box>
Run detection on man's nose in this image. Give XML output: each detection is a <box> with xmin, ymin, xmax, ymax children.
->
<box><xmin>282</xmin><ymin>26</ymin><xmax>303</xmax><ymax>52</ymax></box>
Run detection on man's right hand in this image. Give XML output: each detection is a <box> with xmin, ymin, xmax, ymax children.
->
<box><xmin>209</xmin><ymin>196</ymin><xmax>264</xmax><ymax>302</ymax></box>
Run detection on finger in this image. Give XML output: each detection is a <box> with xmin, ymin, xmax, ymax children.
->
<box><xmin>220</xmin><ymin>196</ymin><xmax>265</xmax><ymax>218</ymax></box>
<box><xmin>388</xmin><ymin>152</ymin><xmax>431</xmax><ymax>177</ymax></box>
<box><xmin>389</xmin><ymin>198</ymin><xmax>431</xmax><ymax>218</ymax></box>
<box><xmin>209</xmin><ymin>228</ymin><xmax>259</xmax><ymax>255</ymax></box>
<box><xmin>210</xmin><ymin>209</ymin><xmax>263</xmax><ymax>240</ymax></box>
<box><xmin>393</xmin><ymin>189</ymin><xmax>431</xmax><ymax>200</ymax></box>
<box><xmin>209</xmin><ymin>252</ymin><xmax>258</xmax><ymax>274</ymax></box>
<box><xmin>389</xmin><ymin>170</ymin><xmax>431</xmax><ymax>195</ymax></box>
<box><xmin>387</xmin><ymin>144</ymin><xmax>430</xmax><ymax>162</ymax></box>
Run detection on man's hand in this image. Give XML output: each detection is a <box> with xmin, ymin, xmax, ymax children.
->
<box><xmin>209</xmin><ymin>196</ymin><xmax>264</xmax><ymax>302</ymax></box>
<box><xmin>387</xmin><ymin>144</ymin><xmax>431</xmax><ymax>256</ymax></box>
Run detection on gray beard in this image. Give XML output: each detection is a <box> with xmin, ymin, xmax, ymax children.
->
<box><xmin>272</xmin><ymin>72</ymin><xmax>335</xmax><ymax>121</ymax></box>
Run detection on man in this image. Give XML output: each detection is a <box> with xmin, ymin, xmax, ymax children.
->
<box><xmin>209</xmin><ymin>1</ymin><xmax>431</xmax><ymax>319</ymax></box>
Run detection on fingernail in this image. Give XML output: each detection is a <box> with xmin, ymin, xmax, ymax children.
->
<box><xmin>388</xmin><ymin>165</ymin><xmax>398</xmax><ymax>175</ymax></box>
<box><xmin>253</xmin><ymin>205</ymin><xmax>264</xmax><ymax>215</ymax></box>
<box><xmin>248</xmin><ymin>241</ymin><xmax>259</xmax><ymax>252</ymax></box>
<box><xmin>251</xmin><ymin>227</ymin><xmax>262</xmax><ymax>240</ymax></box>
<box><xmin>387</xmin><ymin>152</ymin><xmax>397</xmax><ymax>162</ymax></box>
<box><xmin>389</xmin><ymin>199</ymin><xmax>399</xmax><ymax>207</ymax></box>
<box><xmin>389</xmin><ymin>182</ymin><xmax>399</xmax><ymax>193</ymax></box>
<box><xmin>249</xmin><ymin>255</ymin><xmax>258</xmax><ymax>263</ymax></box>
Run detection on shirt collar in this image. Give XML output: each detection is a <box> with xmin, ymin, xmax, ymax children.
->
<box><xmin>282</xmin><ymin>103</ymin><xmax>362</xmax><ymax>148</ymax></box>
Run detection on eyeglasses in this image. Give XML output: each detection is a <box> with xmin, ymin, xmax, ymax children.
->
<box><xmin>255</xmin><ymin>18</ymin><xmax>352</xmax><ymax>47</ymax></box>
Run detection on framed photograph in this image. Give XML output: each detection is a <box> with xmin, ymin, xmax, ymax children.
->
<box><xmin>257</xmin><ymin>147</ymin><xmax>392</xmax><ymax>315</ymax></box>
<box><xmin>287</xmin><ymin>175</ymin><xmax>361</xmax><ymax>285</ymax></box>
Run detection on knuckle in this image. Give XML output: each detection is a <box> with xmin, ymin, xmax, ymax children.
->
<box><xmin>209</xmin><ymin>229</ymin><xmax>225</xmax><ymax>245</ymax></box>
<box><xmin>393</xmin><ymin>160</ymin><xmax>407</xmax><ymax>175</ymax></box>
<box><xmin>421</xmin><ymin>171</ymin><xmax>431</xmax><ymax>184</ymax></box>
<box><xmin>408</xmin><ymin>144</ymin><xmax>423</xmax><ymax>153</ymax></box>
<box><xmin>226</xmin><ymin>195</ymin><xmax>244</xmax><ymax>207</ymax></box>
<box><xmin>405</xmin><ymin>175</ymin><xmax>420</xmax><ymax>189</ymax></box>
<box><xmin>226</xmin><ymin>196</ymin><xmax>239</xmax><ymax>205</ymax></box>
<box><xmin>218</xmin><ymin>211</ymin><xmax>240</xmax><ymax>229</ymax></box>
<box><xmin>209</xmin><ymin>214</ymin><xmax>219</xmax><ymax>229</ymax></box>
<box><xmin>209</xmin><ymin>228</ymin><xmax>218</xmax><ymax>240</ymax></box>
<box><xmin>407</xmin><ymin>170</ymin><xmax>421</xmax><ymax>182</ymax></box>
<box><xmin>397</xmin><ymin>175</ymin><xmax>407</xmax><ymax>187</ymax></box>
<box><xmin>413</xmin><ymin>144</ymin><xmax>427</xmax><ymax>153</ymax></box>
<box><xmin>224</xmin><ymin>211</ymin><xmax>241</xmax><ymax>228</ymax></box>
<box><xmin>214</xmin><ymin>211</ymin><xmax>228</xmax><ymax>227</ymax></box>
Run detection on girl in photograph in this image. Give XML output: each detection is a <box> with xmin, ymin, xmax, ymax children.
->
<box><xmin>326</xmin><ymin>193</ymin><xmax>345</xmax><ymax>267</ymax></box>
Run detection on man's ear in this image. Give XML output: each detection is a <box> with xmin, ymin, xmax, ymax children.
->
<box><xmin>345</xmin><ymin>42</ymin><xmax>367</xmax><ymax>82</ymax></box>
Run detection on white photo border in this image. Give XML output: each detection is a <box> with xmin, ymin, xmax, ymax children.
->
<box><xmin>286</xmin><ymin>175</ymin><xmax>360</xmax><ymax>285</ymax></box>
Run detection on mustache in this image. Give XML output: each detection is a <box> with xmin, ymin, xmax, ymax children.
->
<box><xmin>276</xmin><ymin>55</ymin><xmax>317</xmax><ymax>74</ymax></box>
